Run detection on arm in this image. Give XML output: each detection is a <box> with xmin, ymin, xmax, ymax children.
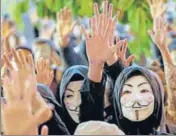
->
<box><xmin>56</xmin><ymin>7</ymin><xmax>85</xmax><ymax>68</ymax></box>
<box><xmin>80</xmin><ymin>1</ymin><xmax>120</xmax><ymax>121</ymax></box>
<box><xmin>149</xmin><ymin>17</ymin><xmax>176</xmax><ymax>116</ymax></box>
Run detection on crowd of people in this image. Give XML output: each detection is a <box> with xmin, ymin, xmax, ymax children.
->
<box><xmin>1</xmin><ymin>0</ymin><xmax>176</xmax><ymax>135</ymax></box>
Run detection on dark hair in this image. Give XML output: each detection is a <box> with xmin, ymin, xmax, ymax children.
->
<box><xmin>16</xmin><ymin>46</ymin><xmax>34</xmax><ymax>58</ymax></box>
<box><xmin>70</xmin><ymin>74</ymin><xmax>84</xmax><ymax>82</ymax></box>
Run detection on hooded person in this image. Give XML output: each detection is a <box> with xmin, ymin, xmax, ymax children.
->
<box><xmin>37</xmin><ymin>84</ymin><xmax>70</xmax><ymax>135</ymax></box>
<box><xmin>113</xmin><ymin>66</ymin><xmax>168</xmax><ymax>135</ymax></box>
<box><xmin>59</xmin><ymin>65</ymin><xmax>106</xmax><ymax>134</ymax></box>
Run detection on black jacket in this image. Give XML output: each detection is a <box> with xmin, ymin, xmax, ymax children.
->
<box><xmin>59</xmin><ymin>65</ymin><xmax>106</xmax><ymax>134</ymax></box>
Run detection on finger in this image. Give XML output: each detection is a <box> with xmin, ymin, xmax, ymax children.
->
<box><xmin>3</xmin><ymin>54</ymin><xmax>14</xmax><ymax>71</ymax></box>
<box><xmin>100</xmin><ymin>14</ymin><xmax>105</xmax><ymax>36</ymax></box>
<box><xmin>36</xmin><ymin>58</ymin><xmax>40</xmax><ymax>73</ymax></box>
<box><xmin>110</xmin><ymin>42</ymin><xmax>119</xmax><ymax>55</ymax></box>
<box><xmin>42</xmin><ymin>58</ymin><xmax>46</xmax><ymax>70</ymax></box>
<box><xmin>103</xmin><ymin>0</ymin><xmax>108</xmax><ymax>16</ymax></box>
<box><xmin>126</xmin><ymin>55</ymin><xmax>135</xmax><ymax>66</ymax></box>
<box><xmin>108</xmin><ymin>3</ymin><xmax>113</xmax><ymax>18</ymax></box>
<box><xmin>105</xmin><ymin>19</ymin><xmax>113</xmax><ymax>37</ymax></box>
<box><xmin>18</xmin><ymin>50</ymin><xmax>27</xmax><ymax>68</ymax></box>
<box><xmin>148</xmin><ymin>29</ymin><xmax>154</xmax><ymax>38</ymax></box>
<box><xmin>116</xmin><ymin>40</ymin><xmax>123</xmax><ymax>55</ymax></box>
<box><xmin>122</xmin><ymin>40</ymin><xmax>127</xmax><ymax>58</ymax></box>
<box><xmin>63</xmin><ymin>7</ymin><xmax>67</xmax><ymax>19</ymax></box>
<box><xmin>41</xmin><ymin>125</ymin><xmax>49</xmax><ymax>136</ymax></box>
<box><xmin>108</xmin><ymin>23</ymin><xmax>115</xmax><ymax>46</ymax></box>
<box><xmin>48</xmin><ymin>71</ymin><xmax>54</xmax><ymax>86</ymax></box>
<box><xmin>93</xmin><ymin>16</ymin><xmax>98</xmax><ymax>36</ymax></box>
<box><xmin>116</xmin><ymin>36</ymin><xmax>120</xmax><ymax>43</ymax></box>
<box><xmin>81</xmin><ymin>25</ymin><xmax>89</xmax><ymax>39</ymax></box>
<box><xmin>28</xmin><ymin>54</ymin><xmax>35</xmax><ymax>72</ymax></box>
<box><xmin>94</xmin><ymin>3</ymin><xmax>99</xmax><ymax>18</ymax></box>
<box><xmin>65</xmin><ymin>7</ymin><xmax>70</xmax><ymax>20</ymax></box>
<box><xmin>113</xmin><ymin>11</ymin><xmax>120</xmax><ymax>23</ymax></box>
<box><xmin>12</xmin><ymin>48</ymin><xmax>22</xmax><ymax>69</ymax></box>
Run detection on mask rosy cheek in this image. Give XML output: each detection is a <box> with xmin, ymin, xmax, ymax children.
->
<box><xmin>148</xmin><ymin>96</ymin><xmax>154</xmax><ymax>102</ymax></box>
<box><xmin>121</xmin><ymin>97</ymin><xmax>129</xmax><ymax>104</ymax></box>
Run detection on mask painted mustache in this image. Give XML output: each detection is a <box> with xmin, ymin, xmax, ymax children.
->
<box><xmin>123</xmin><ymin>100</ymin><xmax>153</xmax><ymax>108</ymax></box>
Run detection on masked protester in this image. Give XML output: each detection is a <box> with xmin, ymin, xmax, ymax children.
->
<box><xmin>37</xmin><ymin>84</ymin><xmax>70</xmax><ymax>135</ymax></box>
<box><xmin>59</xmin><ymin>65</ymin><xmax>106</xmax><ymax>134</ymax></box>
<box><xmin>112</xmin><ymin>66</ymin><xmax>174</xmax><ymax>135</ymax></box>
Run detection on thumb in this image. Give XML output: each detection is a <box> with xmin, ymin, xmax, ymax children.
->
<box><xmin>126</xmin><ymin>55</ymin><xmax>135</xmax><ymax>66</ymax></box>
<box><xmin>41</xmin><ymin>125</ymin><xmax>49</xmax><ymax>136</ymax></box>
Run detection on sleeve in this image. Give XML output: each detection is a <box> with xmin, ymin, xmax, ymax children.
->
<box><xmin>59</xmin><ymin>37</ymin><xmax>86</xmax><ymax>68</ymax></box>
<box><xmin>80</xmin><ymin>73</ymin><xmax>106</xmax><ymax>122</ymax></box>
<box><xmin>104</xmin><ymin>59</ymin><xmax>125</xmax><ymax>84</ymax></box>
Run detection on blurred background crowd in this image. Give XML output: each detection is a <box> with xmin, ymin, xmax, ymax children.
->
<box><xmin>1</xmin><ymin>0</ymin><xmax>176</xmax><ymax>135</ymax></box>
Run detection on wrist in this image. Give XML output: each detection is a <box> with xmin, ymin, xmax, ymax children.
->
<box><xmin>88</xmin><ymin>61</ymin><xmax>104</xmax><ymax>83</ymax></box>
<box><xmin>106</xmin><ymin>53</ymin><xmax>118</xmax><ymax>66</ymax></box>
<box><xmin>59</xmin><ymin>36</ymin><xmax>70</xmax><ymax>48</ymax></box>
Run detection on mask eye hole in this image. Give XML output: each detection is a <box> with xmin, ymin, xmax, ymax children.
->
<box><xmin>140</xmin><ymin>89</ymin><xmax>149</xmax><ymax>93</ymax></box>
<box><xmin>121</xmin><ymin>90</ymin><xmax>132</xmax><ymax>96</ymax></box>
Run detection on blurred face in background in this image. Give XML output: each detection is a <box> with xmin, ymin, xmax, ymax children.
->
<box><xmin>33</xmin><ymin>43</ymin><xmax>52</xmax><ymax>62</ymax></box>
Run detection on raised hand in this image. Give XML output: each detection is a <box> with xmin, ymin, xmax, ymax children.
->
<box><xmin>147</xmin><ymin>0</ymin><xmax>167</xmax><ymax>20</ymax></box>
<box><xmin>148</xmin><ymin>17</ymin><xmax>176</xmax><ymax>117</ymax></box>
<box><xmin>57</xmin><ymin>7</ymin><xmax>76</xmax><ymax>47</ymax></box>
<box><xmin>2</xmin><ymin>50</ymin><xmax>52</xmax><ymax>134</ymax></box>
<box><xmin>117</xmin><ymin>39</ymin><xmax>135</xmax><ymax>67</ymax></box>
<box><xmin>93</xmin><ymin>0</ymin><xmax>121</xmax><ymax>66</ymax></box>
<box><xmin>94</xmin><ymin>0</ymin><xmax>119</xmax><ymax>27</ymax></box>
<box><xmin>36</xmin><ymin>57</ymin><xmax>54</xmax><ymax>87</ymax></box>
<box><xmin>148</xmin><ymin>17</ymin><xmax>172</xmax><ymax>64</ymax></box>
<box><xmin>82</xmin><ymin>14</ymin><xmax>118</xmax><ymax>64</ymax></box>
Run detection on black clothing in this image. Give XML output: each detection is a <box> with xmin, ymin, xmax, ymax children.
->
<box><xmin>59</xmin><ymin>65</ymin><xmax>106</xmax><ymax>134</ymax></box>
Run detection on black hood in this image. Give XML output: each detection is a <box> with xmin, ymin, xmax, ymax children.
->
<box><xmin>59</xmin><ymin>65</ymin><xmax>88</xmax><ymax>134</ymax></box>
<box><xmin>113</xmin><ymin>66</ymin><xmax>165</xmax><ymax>135</ymax></box>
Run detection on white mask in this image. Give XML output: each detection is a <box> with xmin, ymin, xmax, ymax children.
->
<box><xmin>64</xmin><ymin>80</ymin><xmax>83</xmax><ymax>123</ymax></box>
<box><xmin>120</xmin><ymin>75</ymin><xmax>154</xmax><ymax>122</ymax></box>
